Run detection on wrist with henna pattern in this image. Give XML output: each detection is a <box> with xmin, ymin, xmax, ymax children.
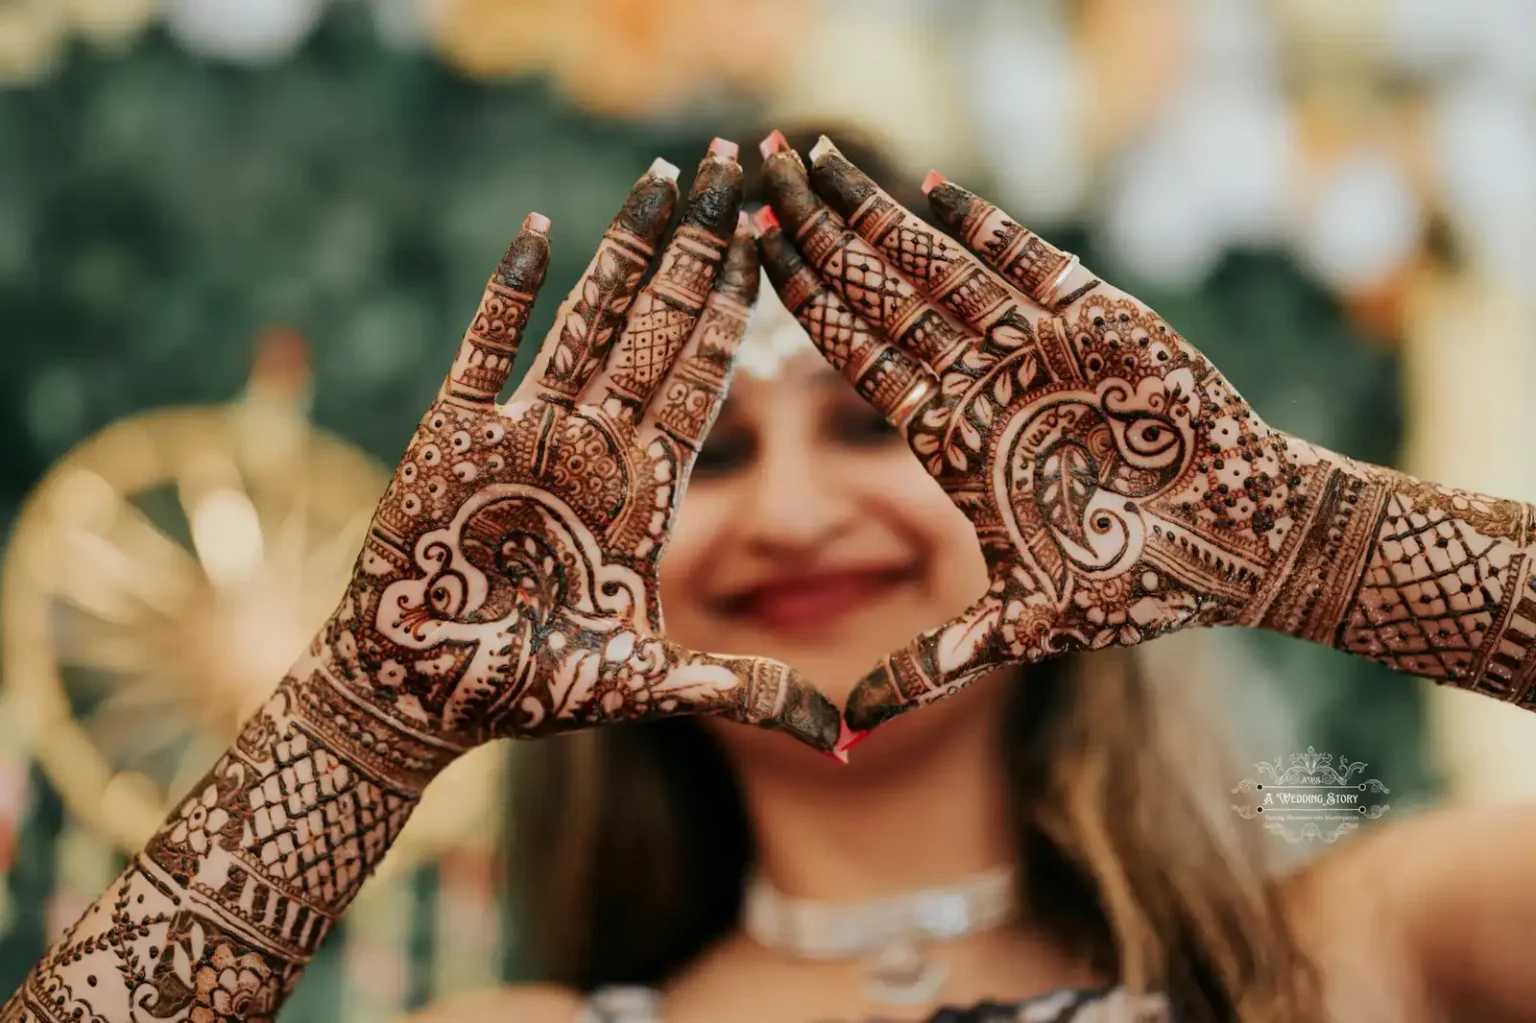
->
<box><xmin>4</xmin><ymin>137</ymin><xmax>844</xmax><ymax>1023</ymax></box>
<box><xmin>752</xmin><ymin>132</ymin><xmax>1536</xmax><ymax>729</ymax></box>
<box><xmin>0</xmin><ymin>636</ymin><xmax>450</xmax><ymax>1023</ymax></box>
<box><xmin>1244</xmin><ymin>440</ymin><xmax>1536</xmax><ymax>707</ymax></box>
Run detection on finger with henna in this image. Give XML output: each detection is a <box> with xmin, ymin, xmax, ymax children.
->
<box><xmin>442</xmin><ymin>213</ymin><xmax>552</xmax><ymax>406</ymax></box>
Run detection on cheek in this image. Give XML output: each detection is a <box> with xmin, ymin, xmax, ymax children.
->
<box><xmin>863</xmin><ymin>449</ymin><xmax>989</xmax><ymax>601</ymax></box>
<box><xmin>658</xmin><ymin>485</ymin><xmax>725</xmax><ymax>606</ymax></box>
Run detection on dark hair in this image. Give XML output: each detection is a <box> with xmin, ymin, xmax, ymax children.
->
<box><xmin>506</xmin><ymin>126</ymin><xmax>1324</xmax><ymax>1023</ymax></box>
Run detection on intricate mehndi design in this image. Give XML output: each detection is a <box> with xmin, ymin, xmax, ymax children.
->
<box><xmin>756</xmin><ymin>134</ymin><xmax>1536</xmax><ymax>731</ymax></box>
<box><xmin>2</xmin><ymin>146</ymin><xmax>840</xmax><ymax>1023</ymax></box>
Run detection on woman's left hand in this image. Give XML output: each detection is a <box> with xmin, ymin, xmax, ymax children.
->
<box><xmin>755</xmin><ymin>134</ymin><xmax>1314</xmax><ymax>731</ymax></box>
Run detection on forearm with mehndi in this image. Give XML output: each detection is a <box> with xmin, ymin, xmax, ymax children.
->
<box><xmin>1245</xmin><ymin>446</ymin><xmax>1536</xmax><ymax>706</ymax></box>
<box><xmin>0</xmin><ymin>635</ymin><xmax>457</xmax><ymax>1023</ymax></box>
<box><xmin>5</xmin><ymin>139</ymin><xmax>843</xmax><ymax>1022</ymax></box>
<box><xmin>757</xmin><ymin>134</ymin><xmax>1536</xmax><ymax>730</ymax></box>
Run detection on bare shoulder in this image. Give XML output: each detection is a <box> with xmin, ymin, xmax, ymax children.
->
<box><xmin>1279</xmin><ymin>802</ymin><xmax>1536</xmax><ymax>1021</ymax></box>
<box><xmin>399</xmin><ymin>983</ymin><xmax>583</xmax><ymax>1023</ymax></box>
<box><xmin>1273</xmin><ymin>809</ymin><xmax>1426</xmax><ymax>1015</ymax></box>
<box><xmin>1282</xmin><ymin>801</ymin><xmax>1536</xmax><ymax>910</ymax></box>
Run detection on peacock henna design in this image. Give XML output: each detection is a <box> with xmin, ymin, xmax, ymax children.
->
<box><xmin>4</xmin><ymin>145</ymin><xmax>840</xmax><ymax>1023</ymax></box>
<box><xmin>757</xmin><ymin>133</ymin><xmax>1536</xmax><ymax>731</ymax></box>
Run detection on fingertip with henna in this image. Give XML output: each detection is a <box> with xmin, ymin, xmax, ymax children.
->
<box><xmin>767</xmin><ymin>674</ymin><xmax>844</xmax><ymax>753</ymax></box>
<box><xmin>923</xmin><ymin>178</ymin><xmax>978</xmax><ymax>230</ymax></box>
<box><xmin>716</xmin><ymin>219</ymin><xmax>760</xmax><ymax>304</ymax></box>
<box><xmin>616</xmin><ymin>169</ymin><xmax>682</xmax><ymax>242</ymax></box>
<box><xmin>760</xmin><ymin>149</ymin><xmax>822</xmax><ymax>233</ymax></box>
<box><xmin>805</xmin><ymin>144</ymin><xmax>877</xmax><ymax>217</ymax></box>
<box><xmin>749</xmin><ymin>205</ymin><xmax>780</xmax><ymax>238</ymax></box>
<box><xmin>755</xmin><ymin>222</ymin><xmax>809</xmax><ymax>291</ymax></box>
<box><xmin>648</xmin><ymin>156</ymin><xmax>681</xmax><ymax>183</ymax></box>
<box><xmin>680</xmin><ymin>149</ymin><xmax>744</xmax><ymax>239</ymax></box>
<box><xmin>759</xmin><ymin>128</ymin><xmax>790</xmax><ymax>159</ymax></box>
<box><xmin>807</xmin><ymin>134</ymin><xmax>839</xmax><ymax>165</ymax></box>
<box><xmin>493</xmin><ymin>218</ymin><xmax>552</xmax><ymax>291</ymax></box>
<box><xmin>844</xmin><ymin>666</ymin><xmax>911</xmax><ymax>732</ymax></box>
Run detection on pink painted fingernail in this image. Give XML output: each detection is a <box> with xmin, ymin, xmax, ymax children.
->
<box><xmin>709</xmin><ymin>137</ymin><xmax>740</xmax><ymax>161</ymax></box>
<box><xmin>921</xmin><ymin>170</ymin><xmax>945</xmax><ymax>196</ymax></box>
<box><xmin>738</xmin><ymin>210</ymin><xmax>750</xmax><ymax>229</ymax></box>
<box><xmin>522</xmin><ymin>212</ymin><xmax>550</xmax><ymax>234</ymax></box>
<box><xmin>834</xmin><ymin>721</ymin><xmax>871</xmax><ymax>757</ymax></box>
<box><xmin>749</xmin><ymin>205</ymin><xmax>779</xmax><ymax>238</ymax></box>
<box><xmin>759</xmin><ymin>129</ymin><xmax>790</xmax><ymax>159</ymax></box>
<box><xmin>648</xmin><ymin>157</ymin><xmax>681</xmax><ymax>183</ymax></box>
<box><xmin>821</xmin><ymin>748</ymin><xmax>851</xmax><ymax>765</ymax></box>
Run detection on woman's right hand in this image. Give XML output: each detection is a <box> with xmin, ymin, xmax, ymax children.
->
<box><xmin>317</xmin><ymin>142</ymin><xmax>841</xmax><ymax>755</ymax></box>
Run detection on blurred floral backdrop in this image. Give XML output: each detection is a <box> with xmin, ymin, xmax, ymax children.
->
<box><xmin>2</xmin><ymin>0</ymin><xmax>1532</xmax><ymax>1018</ymax></box>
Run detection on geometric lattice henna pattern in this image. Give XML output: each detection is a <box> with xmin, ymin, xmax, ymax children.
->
<box><xmin>754</xmin><ymin>132</ymin><xmax>1536</xmax><ymax>732</ymax></box>
<box><xmin>3</xmin><ymin>141</ymin><xmax>841</xmax><ymax>1023</ymax></box>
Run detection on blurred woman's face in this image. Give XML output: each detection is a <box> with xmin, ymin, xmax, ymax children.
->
<box><xmin>659</xmin><ymin>288</ymin><xmax>996</xmax><ymax>764</ymax></box>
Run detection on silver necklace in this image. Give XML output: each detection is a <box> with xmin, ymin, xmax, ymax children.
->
<box><xmin>741</xmin><ymin>866</ymin><xmax>1018</xmax><ymax>1006</ymax></box>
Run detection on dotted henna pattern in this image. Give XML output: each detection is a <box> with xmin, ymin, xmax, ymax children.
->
<box><xmin>2</xmin><ymin>148</ymin><xmax>842</xmax><ymax>1023</ymax></box>
<box><xmin>758</xmin><ymin>135</ymin><xmax>1536</xmax><ymax>732</ymax></box>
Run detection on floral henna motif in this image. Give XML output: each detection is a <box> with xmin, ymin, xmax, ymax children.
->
<box><xmin>536</xmin><ymin>162</ymin><xmax>676</xmax><ymax>403</ymax></box>
<box><xmin>5</xmin><ymin>146</ymin><xmax>840</xmax><ymax>1023</ymax></box>
<box><xmin>758</xmin><ymin>134</ymin><xmax>1536</xmax><ymax>731</ymax></box>
<box><xmin>597</xmin><ymin>141</ymin><xmax>743</xmax><ymax>419</ymax></box>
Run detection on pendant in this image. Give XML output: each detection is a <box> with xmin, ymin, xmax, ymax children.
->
<box><xmin>866</xmin><ymin>938</ymin><xmax>948</xmax><ymax>1006</ymax></box>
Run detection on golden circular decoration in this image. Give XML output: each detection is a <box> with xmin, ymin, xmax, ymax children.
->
<box><xmin>1</xmin><ymin>345</ymin><xmax>509</xmax><ymax>875</ymax></box>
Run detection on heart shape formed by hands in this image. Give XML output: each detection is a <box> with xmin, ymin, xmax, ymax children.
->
<box><xmin>753</xmin><ymin>133</ymin><xmax>1305</xmax><ymax>734</ymax></box>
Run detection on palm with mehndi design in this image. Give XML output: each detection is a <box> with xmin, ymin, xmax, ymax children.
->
<box><xmin>343</xmin><ymin>145</ymin><xmax>840</xmax><ymax>751</ymax></box>
<box><xmin>0</xmin><ymin>144</ymin><xmax>840</xmax><ymax>1023</ymax></box>
<box><xmin>754</xmin><ymin>136</ymin><xmax>1260</xmax><ymax>729</ymax></box>
<box><xmin>758</xmin><ymin>133</ymin><xmax>1536</xmax><ymax>733</ymax></box>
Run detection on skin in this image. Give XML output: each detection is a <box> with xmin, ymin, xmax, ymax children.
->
<box><xmin>756</xmin><ymin>135</ymin><xmax>1536</xmax><ymax>732</ymax></box>
<box><xmin>10</xmin><ymin>138</ymin><xmax>1536</xmax><ymax>1023</ymax></box>
<box><xmin>0</xmin><ymin>143</ymin><xmax>844</xmax><ymax>1023</ymax></box>
<box><xmin>430</xmin><ymin>142</ymin><xmax>1536</xmax><ymax>1023</ymax></box>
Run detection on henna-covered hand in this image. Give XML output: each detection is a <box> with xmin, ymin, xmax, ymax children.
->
<box><xmin>337</xmin><ymin>144</ymin><xmax>838</xmax><ymax>752</ymax></box>
<box><xmin>2</xmin><ymin>142</ymin><xmax>840</xmax><ymax>1023</ymax></box>
<box><xmin>757</xmin><ymin>133</ymin><xmax>1536</xmax><ymax>732</ymax></box>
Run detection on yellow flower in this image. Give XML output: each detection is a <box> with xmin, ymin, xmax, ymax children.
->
<box><xmin>433</xmin><ymin>0</ymin><xmax>557</xmax><ymax>78</ymax></box>
<box><xmin>434</xmin><ymin>0</ymin><xmax>802</xmax><ymax>115</ymax></box>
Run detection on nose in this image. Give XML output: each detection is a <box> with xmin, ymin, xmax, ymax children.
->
<box><xmin>736</xmin><ymin>433</ymin><xmax>851</xmax><ymax>558</ymax></box>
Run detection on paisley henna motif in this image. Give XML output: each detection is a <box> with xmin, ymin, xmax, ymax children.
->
<box><xmin>757</xmin><ymin>134</ymin><xmax>1536</xmax><ymax>731</ymax></box>
<box><xmin>5</xmin><ymin>147</ymin><xmax>839</xmax><ymax>1023</ymax></box>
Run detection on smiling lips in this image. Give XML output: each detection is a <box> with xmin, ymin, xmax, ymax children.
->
<box><xmin>717</xmin><ymin>566</ymin><xmax>914</xmax><ymax>633</ymax></box>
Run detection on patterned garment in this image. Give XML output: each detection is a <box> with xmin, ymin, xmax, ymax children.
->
<box><xmin>576</xmin><ymin>984</ymin><xmax>1176</xmax><ymax>1022</ymax></box>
